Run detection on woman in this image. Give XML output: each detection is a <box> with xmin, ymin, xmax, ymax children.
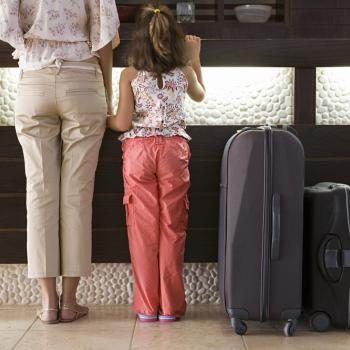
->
<box><xmin>0</xmin><ymin>0</ymin><xmax>120</xmax><ymax>324</ymax></box>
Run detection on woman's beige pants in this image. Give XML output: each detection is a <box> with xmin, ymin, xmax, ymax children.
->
<box><xmin>15</xmin><ymin>62</ymin><xmax>107</xmax><ymax>278</ymax></box>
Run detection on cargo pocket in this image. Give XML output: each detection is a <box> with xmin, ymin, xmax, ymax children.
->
<box><xmin>180</xmin><ymin>195</ymin><xmax>190</xmax><ymax>231</ymax></box>
<box><xmin>185</xmin><ymin>195</ymin><xmax>190</xmax><ymax>211</ymax></box>
<box><xmin>123</xmin><ymin>193</ymin><xmax>134</xmax><ymax>227</ymax></box>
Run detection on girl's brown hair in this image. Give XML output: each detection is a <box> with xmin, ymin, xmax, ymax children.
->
<box><xmin>128</xmin><ymin>2</ymin><xmax>188</xmax><ymax>75</ymax></box>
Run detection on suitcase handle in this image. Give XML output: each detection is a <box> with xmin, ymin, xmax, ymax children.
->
<box><xmin>271</xmin><ymin>194</ymin><xmax>281</xmax><ymax>261</ymax></box>
<box><xmin>326</xmin><ymin>249</ymin><xmax>350</xmax><ymax>268</ymax></box>
<box><xmin>319</xmin><ymin>235</ymin><xmax>343</xmax><ymax>282</ymax></box>
<box><xmin>343</xmin><ymin>250</ymin><xmax>350</xmax><ymax>267</ymax></box>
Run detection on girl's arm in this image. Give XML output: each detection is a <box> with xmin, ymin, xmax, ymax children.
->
<box><xmin>184</xmin><ymin>35</ymin><xmax>206</xmax><ymax>102</ymax></box>
<box><xmin>98</xmin><ymin>41</ymin><xmax>114</xmax><ymax>115</ymax></box>
<box><xmin>107</xmin><ymin>68</ymin><xmax>135</xmax><ymax>132</ymax></box>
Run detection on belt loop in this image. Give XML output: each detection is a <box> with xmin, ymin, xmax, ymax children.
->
<box><xmin>19</xmin><ymin>69</ymin><xmax>23</xmax><ymax>80</ymax></box>
<box><xmin>95</xmin><ymin>66</ymin><xmax>97</xmax><ymax>79</ymax></box>
<box><xmin>55</xmin><ymin>59</ymin><xmax>63</xmax><ymax>75</ymax></box>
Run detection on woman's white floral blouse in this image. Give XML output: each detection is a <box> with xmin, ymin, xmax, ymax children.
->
<box><xmin>0</xmin><ymin>0</ymin><xmax>120</xmax><ymax>70</ymax></box>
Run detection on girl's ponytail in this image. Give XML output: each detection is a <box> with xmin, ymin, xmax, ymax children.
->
<box><xmin>129</xmin><ymin>2</ymin><xmax>187</xmax><ymax>75</ymax></box>
<box><xmin>149</xmin><ymin>7</ymin><xmax>171</xmax><ymax>62</ymax></box>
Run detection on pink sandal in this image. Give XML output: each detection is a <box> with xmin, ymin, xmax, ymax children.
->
<box><xmin>137</xmin><ymin>313</ymin><xmax>158</xmax><ymax>322</ymax></box>
<box><xmin>158</xmin><ymin>315</ymin><xmax>179</xmax><ymax>323</ymax></box>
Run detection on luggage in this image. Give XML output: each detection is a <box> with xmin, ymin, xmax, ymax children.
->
<box><xmin>218</xmin><ymin>126</ymin><xmax>304</xmax><ymax>336</ymax></box>
<box><xmin>303</xmin><ymin>182</ymin><xmax>350</xmax><ymax>331</ymax></box>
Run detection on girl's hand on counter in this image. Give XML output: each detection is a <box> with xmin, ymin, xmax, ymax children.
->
<box><xmin>185</xmin><ymin>35</ymin><xmax>201</xmax><ymax>65</ymax></box>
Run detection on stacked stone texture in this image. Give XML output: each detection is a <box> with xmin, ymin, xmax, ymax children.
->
<box><xmin>316</xmin><ymin>68</ymin><xmax>350</xmax><ymax>125</ymax></box>
<box><xmin>1</xmin><ymin>68</ymin><xmax>294</xmax><ymax>126</ymax></box>
<box><xmin>0</xmin><ymin>263</ymin><xmax>220</xmax><ymax>305</ymax></box>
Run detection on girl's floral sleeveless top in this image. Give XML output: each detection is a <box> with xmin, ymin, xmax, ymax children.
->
<box><xmin>119</xmin><ymin>68</ymin><xmax>191</xmax><ymax>141</ymax></box>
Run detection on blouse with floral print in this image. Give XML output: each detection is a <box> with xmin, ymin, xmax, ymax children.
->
<box><xmin>119</xmin><ymin>68</ymin><xmax>191</xmax><ymax>142</ymax></box>
<box><xmin>0</xmin><ymin>0</ymin><xmax>120</xmax><ymax>71</ymax></box>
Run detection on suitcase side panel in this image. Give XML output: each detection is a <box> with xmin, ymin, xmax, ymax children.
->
<box><xmin>269</xmin><ymin>130</ymin><xmax>304</xmax><ymax>320</ymax></box>
<box><xmin>304</xmin><ymin>184</ymin><xmax>350</xmax><ymax>328</ymax></box>
<box><xmin>219</xmin><ymin>134</ymin><xmax>237</xmax><ymax>305</ymax></box>
<box><xmin>221</xmin><ymin>130</ymin><xmax>265</xmax><ymax>320</ymax></box>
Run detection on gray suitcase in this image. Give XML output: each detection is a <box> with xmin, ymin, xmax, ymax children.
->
<box><xmin>218</xmin><ymin>126</ymin><xmax>304</xmax><ymax>336</ymax></box>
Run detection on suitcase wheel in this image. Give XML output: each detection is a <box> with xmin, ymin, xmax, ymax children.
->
<box><xmin>283</xmin><ymin>319</ymin><xmax>297</xmax><ymax>337</ymax></box>
<box><xmin>231</xmin><ymin>318</ymin><xmax>247</xmax><ymax>336</ymax></box>
<box><xmin>309</xmin><ymin>312</ymin><xmax>331</xmax><ymax>332</ymax></box>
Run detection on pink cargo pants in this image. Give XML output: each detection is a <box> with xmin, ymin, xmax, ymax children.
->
<box><xmin>122</xmin><ymin>136</ymin><xmax>191</xmax><ymax>316</ymax></box>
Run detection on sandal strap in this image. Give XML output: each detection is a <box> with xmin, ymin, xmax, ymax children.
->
<box><xmin>38</xmin><ymin>308</ymin><xmax>59</xmax><ymax>314</ymax></box>
<box><xmin>36</xmin><ymin>308</ymin><xmax>59</xmax><ymax>322</ymax></box>
<box><xmin>61</xmin><ymin>304</ymin><xmax>81</xmax><ymax>311</ymax></box>
<box><xmin>60</xmin><ymin>304</ymin><xmax>88</xmax><ymax>321</ymax></box>
<box><xmin>61</xmin><ymin>304</ymin><xmax>87</xmax><ymax>313</ymax></box>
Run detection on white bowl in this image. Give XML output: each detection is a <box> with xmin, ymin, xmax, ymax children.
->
<box><xmin>234</xmin><ymin>5</ymin><xmax>272</xmax><ymax>23</ymax></box>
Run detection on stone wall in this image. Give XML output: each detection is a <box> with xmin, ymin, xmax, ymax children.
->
<box><xmin>0</xmin><ymin>263</ymin><xmax>219</xmax><ymax>305</ymax></box>
<box><xmin>316</xmin><ymin>68</ymin><xmax>350</xmax><ymax>125</ymax></box>
<box><xmin>0</xmin><ymin>67</ymin><xmax>294</xmax><ymax>126</ymax></box>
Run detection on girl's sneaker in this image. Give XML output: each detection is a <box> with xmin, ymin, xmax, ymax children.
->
<box><xmin>158</xmin><ymin>315</ymin><xmax>178</xmax><ymax>323</ymax></box>
<box><xmin>137</xmin><ymin>313</ymin><xmax>158</xmax><ymax>322</ymax></box>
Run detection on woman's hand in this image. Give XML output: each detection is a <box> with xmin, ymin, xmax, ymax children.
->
<box><xmin>107</xmin><ymin>115</ymin><xmax>116</xmax><ymax>128</ymax></box>
<box><xmin>107</xmin><ymin>99</ymin><xmax>114</xmax><ymax>116</ymax></box>
<box><xmin>112</xmin><ymin>33</ymin><xmax>121</xmax><ymax>48</ymax></box>
<box><xmin>185</xmin><ymin>35</ymin><xmax>201</xmax><ymax>65</ymax></box>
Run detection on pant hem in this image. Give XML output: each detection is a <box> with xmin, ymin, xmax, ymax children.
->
<box><xmin>61</xmin><ymin>270</ymin><xmax>92</xmax><ymax>278</ymax></box>
<box><xmin>28</xmin><ymin>272</ymin><xmax>60</xmax><ymax>279</ymax></box>
<box><xmin>28</xmin><ymin>271</ymin><xmax>92</xmax><ymax>279</ymax></box>
<box><xmin>134</xmin><ymin>307</ymin><xmax>159</xmax><ymax>316</ymax></box>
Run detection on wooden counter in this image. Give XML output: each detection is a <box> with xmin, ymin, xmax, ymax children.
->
<box><xmin>1</xmin><ymin>125</ymin><xmax>350</xmax><ymax>264</ymax></box>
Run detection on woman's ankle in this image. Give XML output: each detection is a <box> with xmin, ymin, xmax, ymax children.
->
<box><xmin>60</xmin><ymin>295</ymin><xmax>77</xmax><ymax>306</ymax></box>
<box><xmin>61</xmin><ymin>277</ymin><xmax>80</xmax><ymax>306</ymax></box>
<box><xmin>41</xmin><ymin>294</ymin><xmax>59</xmax><ymax>309</ymax></box>
<box><xmin>38</xmin><ymin>278</ymin><xmax>58</xmax><ymax>309</ymax></box>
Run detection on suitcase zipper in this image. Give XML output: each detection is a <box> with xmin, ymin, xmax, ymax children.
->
<box><xmin>343</xmin><ymin>186</ymin><xmax>350</xmax><ymax>328</ymax></box>
<box><xmin>341</xmin><ymin>184</ymin><xmax>350</xmax><ymax>328</ymax></box>
<box><xmin>348</xmin><ymin>287</ymin><xmax>350</xmax><ymax>329</ymax></box>
<box><xmin>331</xmin><ymin>183</ymin><xmax>350</xmax><ymax>235</ymax></box>
<box><xmin>343</xmin><ymin>186</ymin><xmax>350</xmax><ymax>237</ymax></box>
<box><xmin>260</xmin><ymin>126</ymin><xmax>273</xmax><ymax>321</ymax></box>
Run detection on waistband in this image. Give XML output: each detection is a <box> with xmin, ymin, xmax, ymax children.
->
<box><xmin>122</xmin><ymin>135</ymin><xmax>187</xmax><ymax>144</ymax></box>
<box><xmin>47</xmin><ymin>60</ymin><xmax>102</xmax><ymax>74</ymax></box>
<box><xmin>19</xmin><ymin>60</ymin><xmax>102</xmax><ymax>79</ymax></box>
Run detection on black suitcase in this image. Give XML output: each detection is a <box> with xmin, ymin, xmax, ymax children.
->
<box><xmin>219</xmin><ymin>126</ymin><xmax>304</xmax><ymax>336</ymax></box>
<box><xmin>303</xmin><ymin>182</ymin><xmax>350</xmax><ymax>331</ymax></box>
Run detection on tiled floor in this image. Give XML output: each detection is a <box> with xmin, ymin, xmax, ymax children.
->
<box><xmin>0</xmin><ymin>305</ymin><xmax>349</xmax><ymax>350</ymax></box>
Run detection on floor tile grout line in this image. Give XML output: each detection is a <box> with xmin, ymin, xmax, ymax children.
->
<box><xmin>11</xmin><ymin>316</ymin><xmax>37</xmax><ymax>350</ymax></box>
<box><xmin>128</xmin><ymin>316</ymin><xmax>137</xmax><ymax>350</ymax></box>
<box><xmin>242</xmin><ymin>335</ymin><xmax>249</xmax><ymax>350</ymax></box>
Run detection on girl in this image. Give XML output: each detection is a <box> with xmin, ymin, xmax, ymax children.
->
<box><xmin>108</xmin><ymin>3</ymin><xmax>205</xmax><ymax>322</ymax></box>
<box><xmin>0</xmin><ymin>0</ymin><xmax>119</xmax><ymax>324</ymax></box>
